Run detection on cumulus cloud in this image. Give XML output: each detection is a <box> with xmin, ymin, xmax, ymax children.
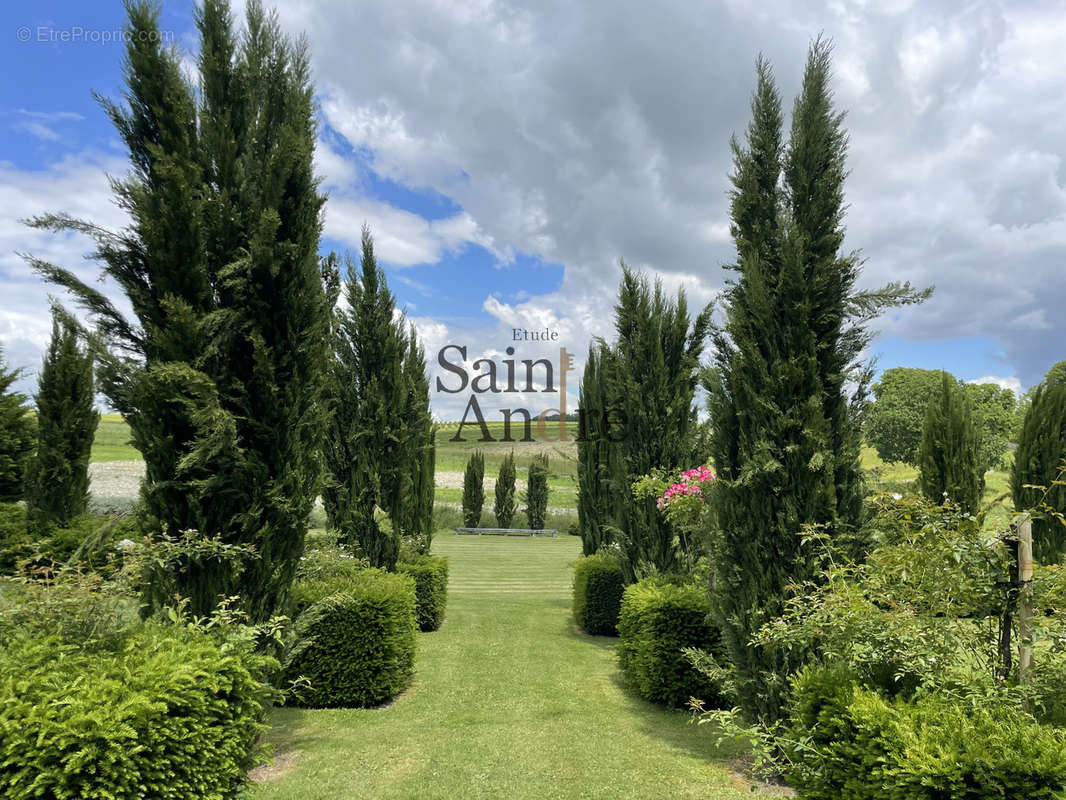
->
<box><xmin>968</xmin><ymin>375</ymin><xmax>1023</xmax><ymax>396</ymax></box>
<box><xmin>272</xmin><ymin>0</ymin><xmax>1066</xmax><ymax>388</ymax></box>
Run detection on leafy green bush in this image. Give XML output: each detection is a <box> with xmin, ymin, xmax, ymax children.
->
<box><xmin>0</xmin><ymin>621</ymin><xmax>272</xmax><ymax>799</ymax></box>
<box><xmin>617</xmin><ymin>578</ymin><xmax>728</xmax><ymax>708</ymax></box>
<box><xmin>398</xmin><ymin>554</ymin><xmax>448</xmax><ymax>631</ymax></box>
<box><xmin>0</xmin><ymin>508</ymin><xmax>136</xmax><ymax>576</ymax></box>
<box><xmin>0</xmin><ymin>502</ymin><xmax>28</xmax><ymax>572</ymax></box>
<box><xmin>786</xmin><ymin>665</ymin><xmax>1066</xmax><ymax>800</ymax></box>
<box><xmin>572</xmin><ymin>553</ymin><xmax>624</xmax><ymax>635</ymax></box>
<box><xmin>284</xmin><ymin>569</ymin><xmax>417</xmax><ymax>707</ymax></box>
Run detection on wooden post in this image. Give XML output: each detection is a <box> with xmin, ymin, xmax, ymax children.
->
<box><xmin>1017</xmin><ymin>515</ymin><xmax>1034</xmax><ymax>684</ymax></box>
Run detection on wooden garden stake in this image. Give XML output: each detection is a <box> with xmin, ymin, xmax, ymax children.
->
<box><xmin>1017</xmin><ymin>514</ymin><xmax>1034</xmax><ymax>684</ymax></box>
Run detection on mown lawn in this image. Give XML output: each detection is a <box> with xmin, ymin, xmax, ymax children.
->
<box><xmin>90</xmin><ymin>414</ymin><xmax>141</xmax><ymax>461</ymax></box>
<box><xmin>248</xmin><ymin>534</ymin><xmax>771</xmax><ymax>800</ymax></box>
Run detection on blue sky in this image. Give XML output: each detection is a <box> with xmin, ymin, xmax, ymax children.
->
<box><xmin>4</xmin><ymin>0</ymin><xmax>1065</xmax><ymax>417</ymax></box>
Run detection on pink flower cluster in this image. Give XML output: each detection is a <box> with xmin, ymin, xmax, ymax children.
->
<box><xmin>656</xmin><ymin>466</ymin><xmax>716</xmax><ymax>510</ymax></box>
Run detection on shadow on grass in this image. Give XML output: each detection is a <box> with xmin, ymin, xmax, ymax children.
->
<box><xmin>564</xmin><ymin>618</ymin><xmax>751</xmax><ymax>764</ymax></box>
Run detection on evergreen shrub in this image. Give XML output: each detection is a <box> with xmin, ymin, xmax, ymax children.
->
<box><xmin>284</xmin><ymin>569</ymin><xmax>417</xmax><ymax>708</ymax></box>
<box><xmin>572</xmin><ymin>553</ymin><xmax>624</xmax><ymax>635</ymax></box>
<box><xmin>617</xmin><ymin>578</ymin><xmax>728</xmax><ymax>708</ymax></box>
<box><xmin>398</xmin><ymin>554</ymin><xmax>449</xmax><ymax>631</ymax></box>
<box><xmin>0</xmin><ymin>622</ymin><xmax>271</xmax><ymax>800</ymax></box>
<box><xmin>786</xmin><ymin>665</ymin><xmax>1066</xmax><ymax>800</ymax></box>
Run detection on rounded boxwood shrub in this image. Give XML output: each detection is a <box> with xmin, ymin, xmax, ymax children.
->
<box><xmin>572</xmin><ymin>553</ymin><xmax>624</xmax><ymax>635</ymax></box>
<box><xmin>398</xmin><ymin>554</ymin><xmax>449</xmax><ymax>631</ymax></box>
<box><xmin>787</xmin><ymin>664</ymin><xmax>1066</xmax><ymax>800</ymax></box>
<box><xmin>616</xmin><ymin>578</ymin><xmax>727</xmax><ymax>708</ymax></box>
<box><xmin>0</xmin><ymin>622</ymin><xmax>271</xmax><ymax>800</ymax></box>
<box><xmin>284</xmin><ymin>569</ymin><xmax>417</xmax><ymax>708</ymax></box>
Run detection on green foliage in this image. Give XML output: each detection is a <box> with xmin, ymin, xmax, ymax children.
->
<box><xmin>572</xmin><ymin>553</ymin><xmax>625</xmax><ymax>635</ymax></box>
<box><xmin>462</xmin><ymin>450</ymin><xmax>485</xmax><ymax>528</ymax></box>
<box><xmin>577</xmin><ymin>344</ymin><xmax>612</xmax><ymax>555</ymax></box>
<box><xmin>0</xmin><ymin>502</ymin><xmax>28</xmax><ymax>573</ymax></box>
<box><xmin>25</xmin><ymin>0</ymin><xmax>331</xmax><ymax>621</ymax></box>
<box><xmin>25</xmin><ymin>311</ymin><xmax>98</xmax><ymax>531</ymax></box>
<box><xmin>755</xmin><ymin>496</ymin><xmax>1008</xmax><ymax>700</ymax></box>
<box><xmin>617</xmin><ymin>578</ymin><xmax>728</xmax><ymax>708</ymax></box>
<box><xmin>917</xmin><ymin>373</ymin><xmax>984</xmax><ymax>513</ymax></box>
<box><xmin>0</xmin><ymin>346</ymin><xmax>35</xmax><ymax>502</ymax></box>
<box><xmin>323</xmin><ymin>232</ymin><xmax>434</xmax><ymax>569</ymax></box>
<box><xmin>494</xmin><ymin>450</ymin><xmax>517</xmax><ymax>528</ymax></box>
<box><xmin>964</xmin><ymin>381</ymin><xmax>1016</xmax><ymax>471</ymax></box>
<box><xmin>0</xmin><ymin>620</ymin><xmax>273</xmax><ymax>800</ymax></box>
<box><xmin>866</xmin><ymin>368</ymin><xmax>951</xmax><ymax>465</ymax></box>
<box><xmin>578</xmin><ymin>269</ymin><xmax>710</xmax><ymax>578</ymax></box>
<box><xmin>0</xmin><ymin>508</ymin><xmax>137</xmax><ymax>577</ymax></box>
<box><xmin>398</xmin><ymin>554</ymin><xmax>449</xmax><ymax>631</ymax></box>
<box><xmin>524</xmin><ymin>453</ymin><xmax>549</xmax><ymax>530</ymax></box>
<box><xmin>785</xmin><ymin>666</ymin><xmax>1066</xmax><ymax>800</ymax></box>
<box><xmin>284</xmin><ymin>569</ymin><xmax>417</xmax><ymax>708</ymax></box>
<box><xmin>707</xmin><ymin>43</ymin><xmax>928</xmax><ymax>724</ymax></box>
<box><xmin>1012</xmin><ymin>380</ymin><xmax>1066</xmax><ymax>562</ymax></box>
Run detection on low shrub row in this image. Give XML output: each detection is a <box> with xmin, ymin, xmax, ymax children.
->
<box><xmin>284</xmin><ymin>568</ymin><xmax>418</xmax><ymax>708</ymax></box>
<box><xmin>787</xmin><ymin>664</ymin><xmax>1066</xmax><ymax>800</ymax></box>
<box><xmin>0</xmin><ymin>620</ymin><xmax>272</xmax><ymax>800</ymax></box>
<box><xmin>616</xmin><ymin>578</ymin><xmax>729</xmax><ymax>708</ymax></box>
<box><xmin>398</xmin><ymin>554</ymin><xmax>449</xmax><ymax>631</ymax></box>
<box><xmin>572</xmin><ymin>553</ymin><xmax>624</xmax><ymax>635</ymax></box>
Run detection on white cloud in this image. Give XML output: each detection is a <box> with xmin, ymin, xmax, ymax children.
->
<box><xmin>968</xmin><ymin>375</ymin><xmax>1023</xmax><ymax>396</ymax></box>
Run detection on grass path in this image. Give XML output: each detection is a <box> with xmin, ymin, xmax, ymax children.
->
<box><xmin>249</xmin><ymin>535</ymin><xmax>770</xmax><ymax>799</ymax></box>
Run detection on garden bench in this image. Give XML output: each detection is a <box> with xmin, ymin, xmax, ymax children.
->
<box><xmin>455</xmin><ymin>527</ymin><xmax>557</xmax><ymax>537</ymax></box>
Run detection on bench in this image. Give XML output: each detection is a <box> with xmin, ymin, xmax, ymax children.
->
<box><xmin>455</xmin><ymin>527</ymin><xmax>558</xmax><ymax>537</ymax></box>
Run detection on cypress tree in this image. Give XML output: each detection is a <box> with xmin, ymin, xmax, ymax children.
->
<box><xmin>495</xmin><ymin>450</ymin><xmax>517</xmax><ymax>528</ymax></box>
<box><xmin>525</xmin><ymin>454</ymin><xmax>549</xmax><ymax>530</ymax></box>
<box><xmin>603</xmin><ymin>268</ymin><xmax>710</xmax><ymax>579</ymax></box>
<box><xmin>708</xmin><ymin>43</ymin><xmax>928</xmax><ymax>723</ymax></box>
<box><xmin>462</xmin><ymin>451</ymin><xmax>484</xmax><ymax>528</ymax></box>
<box><xmin>917</xmin><ymin>374</ymin><xmax>984</xmax><ymax>513</ymax></box>
<box><xmin>400</xmin><ymin>328</ymin><xmax>436</xmax><ymax>554</ymax></box>
<box><xmin>1012</xmin><ymin>380</ymin><xmax>1066</xmax><ymax>562</ymax></box>
<box><xmin>325</xmin><ymin>229</ymin><xmax>425</xmax><ymax>570</ymax></box>
<box><xmin>0</xmin><ymin>347</ymin><xmax>35</xmax><ymax>503</ymax></box>
<box><xmin>25</xmin><ymin>310</ymin><xmax>99</xmax><ymax>531</ymax></box>
<box><xmin>577</xmin><ymin>344</ymin><xmax>613</xmax><ymax>555</ymax></box>
<box><xmin>26</xmin><ymin>0</ymin><xmax>330</xmax><ymax>620</ymax></box>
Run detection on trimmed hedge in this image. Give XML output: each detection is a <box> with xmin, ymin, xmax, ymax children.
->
<box><xmin>617</xmin><ymin>578</ymin><xmax>727</xmax><ymax>708</ymax></box>
<box><xmin>572</xmin><ymin>553</ymin><xmax>624</xmax><ymax>635</ymax></box>
<box><xmin>787</xmin><ymin>665</ymin><xmax>1066</xmax><ymax>800</ymax></box>
<box><xmin>0</xmin><ymin>622</ymin><xmax>270</xmax><ymax>800</ymax></box>
<box><xmin>398</xmin><ymin>555</ymin><xmax>449</xmax><ymax>631</ymax></box>
<box><xmin>284</xmin><ymin>569</ymin><xmax>417</xmax><ymax>708</ymax></box>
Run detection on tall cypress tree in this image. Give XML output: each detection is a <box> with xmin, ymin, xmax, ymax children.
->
<box><xmin>708</xmin><ymin>44</ymin><xmax>928</xmax><ymax>723</ymax></box>
<box><xmin>25</xmin><ymin>310</ymin><xmax>99</xmax><ymax>531</ymax></box>
<box><xmin>1012</xmin><ymin>380</ymin><xmax>1066</xmax><ymax>562</ymax></box>
<box><xmin>0</xmin><ymin>347</ymin><xmax>35</xmax><ymax>503</ymax></box>
<box><xmin>604</xmin><ymin>268</ymin><xmax>710</xmax><ymax>579</ymax></box>
<box><xmin>462</xmin><ymin>451</ymin><xmax>485</xmax><ymax>528</ymax></box>
<box><xmin>577</xmin><ymin>344</ymin><xmax>612</xmax><ymax>555</ymax></box>
<box><xmin>494</xmin><ymin>450</ymin><xmax>517</xmax><ymax>528</ymax></box>
<box><xmin>525</xmin><ymin>453</ymin><xmax>549</xmax><ymax>530</ymax></box>
<box><xmin>917</xmin><ymin>374</ymin><xmax>984</xmax><ymax>513</ymax></box>
<box><xmin>26</xmin><ymin>0</ymin><xmax>330</xmax><ymax>621</ymax></box>
<box><xmin>325</xmin><ymin>228</ymin><xmax>427</xmax><ymax>570</ymax></box>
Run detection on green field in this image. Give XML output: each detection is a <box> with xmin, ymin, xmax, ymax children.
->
<box><xmin>249</xmin><ymin>533</ymin><xmax>769</xmax><ymax>800</ymax></box>
<box><xmin>90</xmin><ymin>414</ymin><xmax>141</xmax><ymax>461</ymax></box>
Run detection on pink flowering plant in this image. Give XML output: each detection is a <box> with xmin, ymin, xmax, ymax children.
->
<box><xmin>632</xmin><ymin>465</ymin><xmax>716</xmax><ymax>575</ymax></box>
